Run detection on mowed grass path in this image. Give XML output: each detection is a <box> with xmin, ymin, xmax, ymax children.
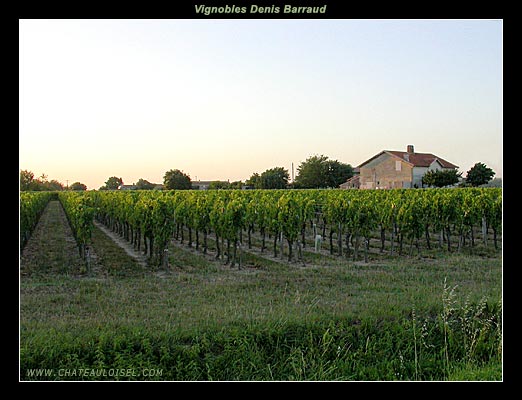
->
<box><xmin>20</xmin><ymin>200</ymin><xmax>84</xmax><ymax>276</ymax></box>
<box><xmin>20</xmin><ymin>201</ymin><xmax>502</xmax><ymax>381</ymax></box>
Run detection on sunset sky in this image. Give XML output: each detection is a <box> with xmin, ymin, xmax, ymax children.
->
<box><xmin>19</xmin><ymin>19</ymin><xmax>502</xmax><ymax>190</ymax></box>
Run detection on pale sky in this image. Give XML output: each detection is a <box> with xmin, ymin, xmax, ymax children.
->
<box><xmin>19</xmin><ymin>19</ymin><xmax>502</xmax><ymax>190</ymax></box>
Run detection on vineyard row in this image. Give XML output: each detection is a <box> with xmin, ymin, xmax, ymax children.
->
<box><xmin>20</xmin><ymin>188</ymin><xmax>502</xmax><ymax>267</ymax></box>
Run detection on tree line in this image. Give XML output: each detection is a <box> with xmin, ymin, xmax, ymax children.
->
<box><xmin>421</xmin><ymin>162</ymin><xmax>496</xmax><ymax>188</ymax></box>
<box><xmin>19</xmin><ymin>157</ymin><xmax>497</xmax><ymax>192</ymax></box>
<box><xmin>19</xmin><ymin>154</ymin><xmax>355</xmax><ymax>192</ymax></box>
<box><xmin>20</xmin><ymin>170</ymin><xmax>87</xmax><ymax>191</ymax></box>
<box><xmin>158</xmin><ymin>160</ymin><xmax>497</xmax><ymax>190</ymax></box>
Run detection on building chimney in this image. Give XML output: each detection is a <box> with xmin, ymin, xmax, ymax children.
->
<box><xmin>407</xmin><ymin>145</ymin><xmax>414</xmax><ymax>154</ymax></box>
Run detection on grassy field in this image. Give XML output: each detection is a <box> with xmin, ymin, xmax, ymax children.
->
<box><xmin>19</xmin><ymin>203</ymin><xmax>502</xmax><ymax>381</ymax></box>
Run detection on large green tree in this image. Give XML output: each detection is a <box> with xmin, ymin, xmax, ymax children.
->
<box><xmin>465</xmin><ymin>162</ymin><xmax>495</xmax><ymax>187</ymax></box>
<box><xmin>135</xmin><ymin>178</ymin><xmax>155</xmax><ymax>190</ymax></box>
<box><xmin>246</xmin><ymin>168</ymin><xmax>289</xmax><ymax>189</ymax></box>
<box><xmin>163</xmin><ymin>169</ymin><xmax>192</xmax><ymax>190</ymax></box>
<box><xmin>422</xmin><ymin>169</ymin><xmax>462</xmax><ymax>188</ymax></box>
<box><xmin>246</xmin><ymin>173</ymin><xmax>262</xmax><ymax>189</ymax></box>
<box><xmin>20</xmin><ymin>170</ymin><xmax>35</xmax><ymax>191</ymax></box>
<box><xmin>324</xmin><ymin>159</ymin><xmax>354</xmax><ymax>188</ymax></box>
<box><xmin>69</xmin><ymin>182</ymin><xmax>87</xmax><ymax>191</ymax></box>
<box><xmin>100</xmin><ymin>176</ymin><xmax>123</xmax><ymax>190</ymax></box>
<box><xmin>294</xmin><ymin>155</ymin><xmax>353</xmax><ymax>189</ymax></box>
<box><xmin>260</xmin><ymin>167</ymin><xmax>289</xmax><ymax>189</ymax></box>
<box><xmin>229</xmin><ymin>181</ymin><xmax>244</xmax><ymax>189</ymax></box>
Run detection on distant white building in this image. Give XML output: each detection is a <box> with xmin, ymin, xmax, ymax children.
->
<box><xmin>191</xmin><ymin>181</ymin><xmax>213</xmax><ymax>190</ymax></box>
<box><xmin>117</xmin><ymin>184</ymin><xmax>137</xmax><ymax>190</ymax></box>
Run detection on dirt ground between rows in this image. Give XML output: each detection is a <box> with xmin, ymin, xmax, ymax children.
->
<box><xmin>92</xmin><ymin>220</ymin><xmax>148</xmax><ymax>268</ymax></box>
<box><xmin>20</xmin><ymin>200</ymin><xmax>146</xmax><ymax>276</ymax></box>
<box><xmin>20</xmin><ymin>200</ymin><xmax>84</xmax><ymax>275</ymax></box>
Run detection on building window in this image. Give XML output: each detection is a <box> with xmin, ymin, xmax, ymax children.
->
<box><xmin>395</xmin><ymin>161</ymin><xmax>401</xmax><ymax>171</ymax></box>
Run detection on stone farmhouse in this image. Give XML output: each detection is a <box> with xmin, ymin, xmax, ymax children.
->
<box><xmin>342</xmin><ymin>145</ymin><xmax>459</xmax><ymax>189</ymax></box>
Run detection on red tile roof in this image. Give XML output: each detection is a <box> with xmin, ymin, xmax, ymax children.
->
<box><xmin>387</xmin><ymin>151</ymin><xmax>458</xmax><ymax>168</ymax></box>
<box><xmin>358</xmin><ymin>150</ymin><xmax>458</xmax><ymax>169</ymax></box>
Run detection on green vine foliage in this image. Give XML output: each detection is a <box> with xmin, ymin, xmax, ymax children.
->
<box><xmin>61</xmin><ymin>187</ymin><xmax>501</xmax><ymax>266</ymax></box>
